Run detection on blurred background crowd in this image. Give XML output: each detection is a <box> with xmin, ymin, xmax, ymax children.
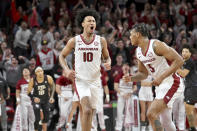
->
<box><xmin>0</xmin><ymin>0</ymin><xmax>197</xmax><ymax>130</ymax></box>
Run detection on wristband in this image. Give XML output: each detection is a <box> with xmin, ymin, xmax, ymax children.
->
<box><xmin>66</xmin><ymin>122</ymin><xmax>70</xmax><ymax>126</ymax></box>
<box><xmin>106</xmin><ymin>94</ymin><xmax>110</xmax><ymax>102</ymax></box>
<box><xmin>16</xmin><ymin>97</ymin><xmax>20</xmax><ymax>102</ymax></box>
<box><xmin>106</xmin><ymin>94</ymin><xmax>109</xmax><ymax>98</ymax></box>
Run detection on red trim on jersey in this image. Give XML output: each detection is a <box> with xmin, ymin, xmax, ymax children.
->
<box><xmin>41</xmin><ymin>48</ymin><xmax>52</xmax><ymax>55</ymax></box>
<box><xmin>163</xmin><ymin>74</ymin><xmax>180</xmax><ymax>104</ymax></box>
<box><xmin>36</xmin><ymin>54</ymin><xmax>42</xmax><ymax>66</ymax></box>
<box><xmin>144</xmin><ymin>40</ymin><xmax>151</xmax><ymax>56</ymax></box>
<box><xmin>166</xmin><ymin>59</ymin><xmax>172</xmax><ymax>66</ymax></box>
<box><xmin>80</xmin><ymin>34</ymin><xmax>95</xmax><ymax>45</ymax></box>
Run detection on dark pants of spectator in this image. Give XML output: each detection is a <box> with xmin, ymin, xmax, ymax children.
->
<box><xmin>8</xmin><ymin>86</ymin><xmax>16</xmax><ymax>110</ymax></box>
<box><xmin>14</xmin><ymin>47</ymin><xmax>30</xmax><ymax>59</ymax></box>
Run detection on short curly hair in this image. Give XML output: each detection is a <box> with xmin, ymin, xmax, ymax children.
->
<box><xmin>132</xmin><ymin>23</ymin><xmax>149</xmax><ymax>37</ymax></box>
<box><xmin>75</xmin><ymin>8</ymin><xmax>100</xmax><ymax>29</ymax></box>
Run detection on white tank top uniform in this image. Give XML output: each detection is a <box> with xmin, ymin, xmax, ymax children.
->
<box><xmin>139</xmin><ymin>75</ymin><xmax>153</xmax><ymax>101</ymax></box>
<box><xmin>136</xmin><ymin>39</ymin><xmax>184</xmax><ymax>108</ymax></box>
<box><xmin>74</xmin><ymin>34</ymin><xmax>102</xmax><ymax>109</ymax></box>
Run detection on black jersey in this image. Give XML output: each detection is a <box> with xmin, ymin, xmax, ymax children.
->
<box><xmin>33</xmin><ymin>75</ymin><xmax>50</xmax><ymax>101</ymax></box>
<box><xmin>183</xmin><ymin>58</ymin><xmax>197</xmax><ymax>87</ymax></box>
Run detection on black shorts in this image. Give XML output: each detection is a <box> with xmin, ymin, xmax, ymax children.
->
<box><xmin>184</xmin><ymin>86</ymin><xmax>197</xmax><ymax>105</ymax></box>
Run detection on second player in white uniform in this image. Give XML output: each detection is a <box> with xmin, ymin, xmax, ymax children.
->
<box><xmin>124</xmin><ymin>24</ymin><xmax>184</xmax><ymax>131</ymax></box>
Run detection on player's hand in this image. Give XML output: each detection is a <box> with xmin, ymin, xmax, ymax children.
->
<box><xmin>105</xmin><ymin>94</ymin><xmax>110</xmax><ymax>103</ymax></box>
<box><xmin>49</xmin><ymin>98</ymin><xmax>55</xmax><ymax>103</ymax></box>
<box><xmin>65</xmin><ymin>122</ymin><xmax>70</xmax><ymax>128</ymax></box>
<box><xmin>6</xmin><ymin>94</ymin><xmax>10</xmax><ymax>100</ymax></box>
<box><xmin>34</xmin><ymin>97</ymin><xmax>40</xmax><ymax>103</ymax></box>
<box><xmin>65</xmin><ymin>69</ymin><xmax>76</xmax><ymax>80</ymax></box>
<box><xmin>103</xmin><ymin>62</ymin><xmax>111</xmax><ymax>71</ymax></box>
<box><xmin>123</xmin><ymin>93</ymin><xmax>132</xmax><ymax>99</ymax></box>
<box><xmin>152</xmin><ymin>77</ymin><xmax>163</xmax><ymax>86</ymax></box>
<box><xmin>64</xmin><ymin>98</ymin><xmax>68</xmax><ymax>101</ymax></box>
<box><xmin>123</xmin><ymin>74</ymin><xmax>131</xmax><ymax>83</ymax></box>
<box><xmin>0</xmin><ymin>99</ymin><xmax>4</xmax><ymax>104</ymax></box>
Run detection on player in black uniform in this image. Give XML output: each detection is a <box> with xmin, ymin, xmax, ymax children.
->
<box><xmin>177</xmin><ymin>44</ymin><xmax>197</xmax><ymax>131</ymax></box>
<box><xmin>27</xmin><ymin>67</ymin><xmax>55</xmax><ymax>131</ymax></box>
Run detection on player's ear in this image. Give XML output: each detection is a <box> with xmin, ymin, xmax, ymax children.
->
<box><xmin>81</xmin><ymin>22</ymin><xmax>84</xmax><ymax>28</ymax></box>
<box><xmin>136</xmin><ymin>32</ymin><xmax>140</xmax><ymax>38</ymax></box>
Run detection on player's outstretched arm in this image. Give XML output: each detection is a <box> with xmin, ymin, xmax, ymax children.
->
<box><xmin>123</xmin><ymin>60</ymin><xmax>148</xmax><ymax>82</ymax></box>
<box><xmin>153</xmin><ymin>40</ymin><xmax>184</xmax><ymax>86</ymax></box>
<box><xmin>101</xmin><ymin>37</ymin><xmax>111</xmax><ymax>70</ymax></box>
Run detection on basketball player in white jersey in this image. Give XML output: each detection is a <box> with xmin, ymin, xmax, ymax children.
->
<box><xmin>12</xmin><ymin>68</ymin><xmax>35</xmax><ymax>131</ymax></box>
<box><xmin>138</xmin><ymin>75</ymin><xmax>153</xmax><ymax>131</ymax></box>
<box><xmin>114</xmin><ymin>63</ymin><xmax>137</xmax><ymax>131</ymax></box>
<box><xmin>56</xmin><ymin>71</ymin><xmax>73</xmax><ymax>130</ymax></box>
<box><xmin>59</xmin><ymin>9</ymin><xmax>111</xmax><ymax>131</ymax></box>
<box><xmin>123</xmin><ymin>24</ymin><xmax>184</xmax><ymax>131</ymax></box>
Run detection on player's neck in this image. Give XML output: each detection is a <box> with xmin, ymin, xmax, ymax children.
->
<box><xmin>139</xmin><ymin>38</ymin><xmax>150</xmax><ymax>54</ymax></box>
<box><xmin>37</xmin><ymin>76</ymin><xmax>44</xmax><ymax>83</ymax></box>
<box><xmin>81</xmin><ymin>32</ymin><xmax>94</xmax><ymax>40</ymax></box>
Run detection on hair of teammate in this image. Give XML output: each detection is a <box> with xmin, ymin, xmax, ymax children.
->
<box><xmin>75</xmin><ymin>8</ymin><xmax>100</xmax><ymax>29</ymax></box>
<box><xmin>182</xmin><ymin>44</ymin><xmax>193</xmax><ymax>53</ymax></box>
<box><xmin>132</xmin><ymin>23</ymin><xmax>149</xmax><ymax>37</ymax></box>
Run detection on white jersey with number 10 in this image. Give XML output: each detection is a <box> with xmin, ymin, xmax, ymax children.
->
<box><xmin>74</xmin><ymin>34</ymin><xmax>102</xmax><ymax>81</ymax></box>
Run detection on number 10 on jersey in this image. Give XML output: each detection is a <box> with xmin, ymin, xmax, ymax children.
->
<box><xmin>83</xmin><ymin>52</ymin><xmax>93</xmax><ymax>62</ymax></box>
